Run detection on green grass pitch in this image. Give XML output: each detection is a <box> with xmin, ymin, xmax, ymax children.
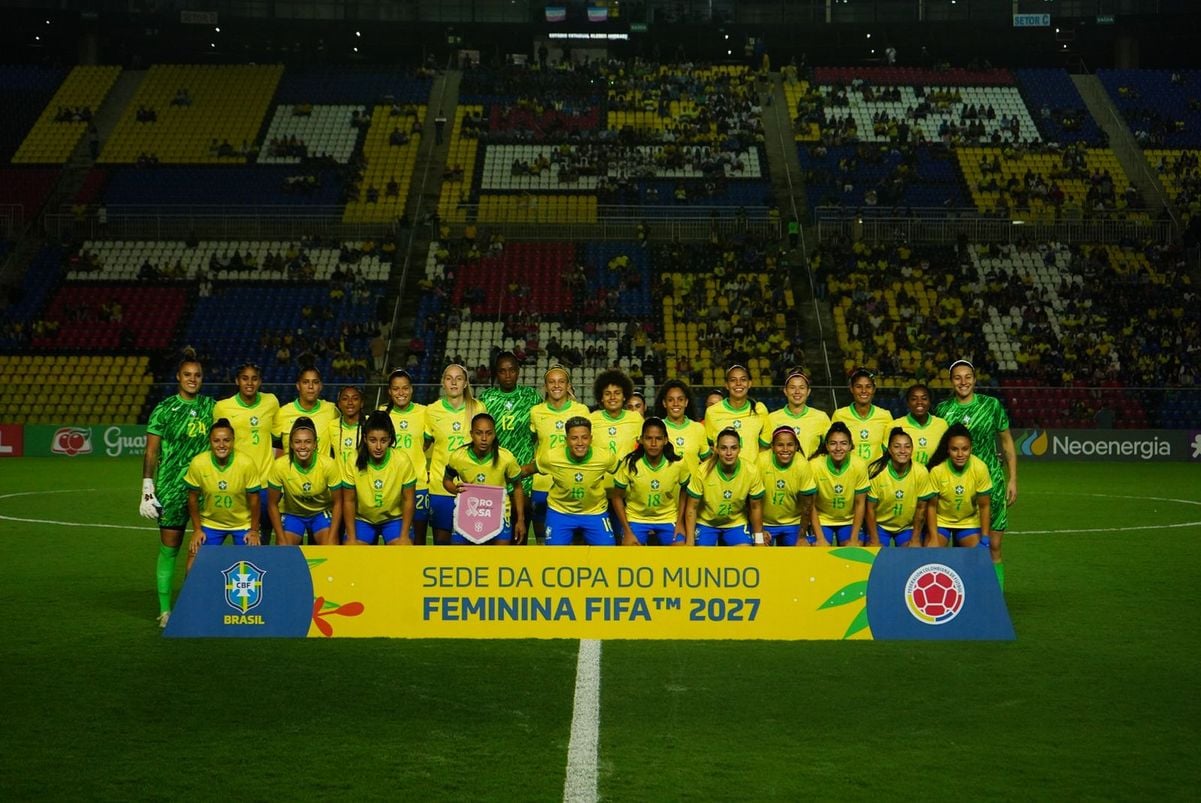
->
<box><xmin>1</xmin><ymin>457</ymin><xmax>1198</xmax><ymax>800</ymax></box>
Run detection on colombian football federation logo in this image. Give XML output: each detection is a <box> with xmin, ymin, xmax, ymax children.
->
<box><xmin>905</xmin><ymin>564</ymin><xmax>965</xmax><ymax>625</ymax></box>
<box><xmin>222</xmin><ymin>560</ymin><xmax>266</xmax><ymax>613</ymax></box>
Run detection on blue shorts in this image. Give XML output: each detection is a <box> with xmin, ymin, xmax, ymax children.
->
<box><xmin>532</xmin><ymin>490</ymin><xmax>548</xmax><ymax>520</ymax></box>
<box><xmin>764</xmin><ymin>524</ymin><xmax>801</xmax><ymax>546</ymax></box>
<box><xmin>938</xmin><ymin>526</ymin><xmax>988</xmax><ymax>547</ymax></box>
<box><xmin>694</xmin><ymin>523</ymin><xmax>753</xmax><ymax>546</ymax></box>
<box><xmin>430</xmin><ymin>494</ymin><xmax>455</xmax><ymax>532</ymax></box>
<box><xmin>629</xmin><ymin>522</ymin><xmax>685</xmax><ymax>546</ymax></box>
<box><xmin>282</xmin><ymin>511</ymin><xmax>334</xmax><ymax>538</ymax></box>
<box><xmin>353</xmin><ymin>518</ymin><xmax>405</xmax><ymax>545</ymax></box>
<box><xmin>817</xmin><ymin>524</ymin><xmax>856</xmax><ymax>546</ymax></box>
<box><xmin>200</xmin><ymin>526</ymin><xmax>252</xmax><ymax>546</ymax></box>
<box><xmin>545</xmin><ymin>508</ymin><xmax>615</xmax><ymax>546</ymax></box>
<box><xmin>877</xmin><ymin>526</ymin><xmax>915</xmax><ymax>547</ymax></box>
<box><xmin>413</xmin><ymin>489</ymin><xmax>430</xmax><ymax>523</ymax></box>
<box><xmin>452</xmin><ymin>518</ymin><xmax>513</xmax><ymax>545</ymax></box>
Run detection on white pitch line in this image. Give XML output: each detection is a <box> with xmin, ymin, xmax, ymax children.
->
<box><xmin>563</xmin><ymin>638</ymin><xmax>602</xmax><ymax>803</ymax></box>
<box><xmin>0</xmin><ymin>488</ymin><xmax>154</xmax><ymax>531</ymax></box>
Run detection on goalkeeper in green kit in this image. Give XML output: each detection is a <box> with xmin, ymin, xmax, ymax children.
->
<box><xmin>477</xmin><ymin>352</ymin><xmax>541</xmax><ymax>543</ymax></box>
<box><xmin>139</xmin><ymin>350</ymin><xmax>215</xmax><ymax>627</ymax></box>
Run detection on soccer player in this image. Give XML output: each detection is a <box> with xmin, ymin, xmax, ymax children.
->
<box><xmin>527</xmin><ymin>366</ymin><xmax>590</xmax><ymax>544</ymax></box>
<box><xmin>267</xmin><ymin>417</ymin><xmax>344</xmax><ymax>546</ymax></box>
<box><xmin>184</xmin><ymin>418</ymin><xmax>263</xmax><ymax>571</ymax></box>
<box><xmin>703</xmin><ymin>390</ymin><xmax>725</xmax><ymax>413</ymax></box>
<box><xmin>382</xmin><ymin>369</ymin><xmax>429</xmax><ymax>544</ymax></box>
<box><xmin>611</xmin><ymin>417</ymin><xmax>690</xmax><ymax>546</ymax></box>
<box><xmin>477</xmin><ymin>352</ymin><xmax>541</xmax><ymax>539</ymax></box>
<box><xmin>425</xmin><ymin>363</ymin><xmax>484</xmax><ymax>544</ymax></box>
<box><xmin>344</xmin><ymin>411</ymin><xmax>416</xmax><ymax>545</ymax></box>
<box><xmin>866</xmin><ymin>427</ymin><xmax>935</xmax><ymax>547</ymax></box>
<box><xmin>925</xmin><ymin>424</ymin><xmax>993</xmax><ymax>551</ymax></box>
<box><xmin>684</xmin><ymin>427</ymin><xmax>766</xmax><ymax>547</ymax></box>
<box><xmin>653</xmin><ymin>379</ymin><xmax>711</xmax><ymax>471</ymax></box>
<box><xmin>704</xmin><ymin>365</ymin><xmax>769</xmax><ymax>462</ymax></box>
<box><xmin>764</xmin><ymin>368</ymin><xmax>831</xmax><ymax>459</ymax></box>
<box><xmin>530</xmin><ymin>416</ymin><xmax>619</xmax><ymax>546</ymax></box>
<box><xmin>832</xmin><ymin>368</ymin><xmax>891</xmax><ymax>462</ymax></box>
<box><xmin>590</xmin><ymin>368</ymin><xmax>642</xmax><ymax>463</ymax></box>
<box><xmin>934</xmin><ymin>359</ymin><xmax>1017</xmax><ymax>589</ymax></box>
<box><xmin>626</xmin><ymin>391</ymin><xmax>647</xmax><ymax>418</ymax></box>
<box><xmin>890</xmin><ymin>383</ymin><xmax>948</xmax><ymax>466</ymax></box>
<box><xmin>331</xmin><ymin>385</ymin><xmax>363</xmax><ymax>473</ymax></box>
<box><xmin>809</xmin><ymin>422</ymin><xmax>870</xmax><ymax>546</ymax></box>
<box><xmin>273</xmin><ymin>364</ymin><xmax>338</xmax><ymax>460</ymax></box>
<box><xmin>140</xmin><ymin>348</ymin><xmax>216</xmax><ymax>627</ymax></box>
<box><xmin>757</xmin><ymin>426</ymin><xmax>817</xmax><ymax>546</ymax></box>
<box><xmin>213</xmin><ymin>362</ymin><xmax>279</xmax><ymax>539</ymax></box>
<box><xmin>443</xmin><ymin>413</ymin><xmax>526</xmax><ymax>545</ymax></box>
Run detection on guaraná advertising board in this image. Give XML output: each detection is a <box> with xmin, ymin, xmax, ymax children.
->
<box><xmin>167</xmin><ymin>547</ymin><xmax>1014</xmax><ymax>641</ymax></box>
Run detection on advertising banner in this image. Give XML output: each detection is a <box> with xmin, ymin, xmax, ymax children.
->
<box><xmin>23</xmin><ymin>424</ymin><xmax>148</xmax><ymax>458</ymax></box>
<box><xmin>166</xmin><ymin>547</ymin><xmax>1014</xmax><ymax>641</ymax></box>
<box><xmin>1011</xmin><ymin>428</ymin><xmax>1200</xmax><ymax>462</ymax></box>
<box><xmin>0</xmin><ymin>424</ymin><xmax>23</xmax><ymax>458</ymax></box>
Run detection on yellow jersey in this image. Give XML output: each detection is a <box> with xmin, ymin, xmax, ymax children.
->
<box><xmin>273</xmin><ymin>399</ymin><xmax>338</xmax><ymax>459</ymax></box>
<box><xmin>929</xmin><ymin>455</ymin><xmax>993</xmax><ymax>528</ymax></box>
<box><xmin>763</xmin><ymin>405</ymin><xmax>831</xmax><ymax>460</ymax></box>
<box><xmin>832</xmin><ymin>404</ymin><xmax>892</xmax><ymax>462</ymax></box>
<box><xmin>590</xmin><ymin>409</ymin><xmax>642</xmax><ymax>463</ymax></box>
<box><xmin>329</xmin><ymin>417</ymin><xmax>361</xmax><ymax>483</ymax></box>
<box><xmin>686</xmin><ymin>458</ymin><xmax>766</xmax><ymax>528</ymax></box>
<box><xmin>383</xmin><ymin>402</ymin><xmax>429</xmax><ymax>492</ymax></box>
<box><xmin>889</xmin><ymin>414</ymin><xmax>949</xmax><ymax>466</ymax></box>
<box><xmin>535</xmin><ymin>446</ymin><xmax>618</xmax><ymax>515</ymax></box>
<box><xmin>348</xmin><ymin>450</ymin><xmax>417</xmax><ymax>524</ymax></box>
<box><xmin>184</xmin><ymin>450</ymin><xmax>262</xmax><ymax>530</ymax></box>
<box><xmin>756</xmin><ymin>452</ymin><xmax>817</xmax><ymax>526</ymax></box>
<box><xmin>704</xmin><ymin>399</ymin><xmax>770</xmax><ymax>462</ymax></box>
<box><xmin>267</xmin><ymin>453</ymin><xmax>344</xmax><ymax>516</ymax></box>
<box><xmin>445</xmin><ymin>445</ymin><xmax>523</xmax><ymax>518</ymax></box>
<box><xmin>528</xmin><ymin>399</ymin><xmax>590</xmax><ymax>494</ymax></box>
<box><xmin>664</xmin><ymin>418</ymin><xmax>711</xmax><ymax>471</ymax></box>
<box><xmin>809</xmin><ymin>454</ymin><xmax>870</xmax><ymax>526</ymax></box>
<box><xmin>614</xmin><ymin>454</ymin><xmax>690</xmax><ymax>525</ymax></box>
<box><xmin>425</xmin><ymin>399</ymin><xmax>482</xmax><ymax>499</ymax></box>
<box><xmin>868</xmin><ymin>461</ymin><xmax>936</xmax><ymax>531</ymax></box>
<box><xmin>213</xmin><ymin>391</ymin><xmax>280</xmax><ymax>482</ymax></box>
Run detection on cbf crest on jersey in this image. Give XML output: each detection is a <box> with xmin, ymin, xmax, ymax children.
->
<box><xmin>223</xmin><ymin>560</ymin><xmax>266</xmax><ymax>613</ymax></box>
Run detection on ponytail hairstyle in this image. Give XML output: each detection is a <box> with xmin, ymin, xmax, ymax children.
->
<box><xmin>702</xmin><ymin>426</ymin><xmax>742</xmax><ymax>478</ymax></box>
<box><xmin>287</xmin><ymin>416</ymin><xmax>318</xmax><ymax>465</ymax></box>
<box><xmin>593</xmin><ymin>368</ymin><xmax>634</xmax><ymax>411</ymax></box>
<box><xmin>384</xmin><ymin>368</ymin><xmax>413</xmax><ymax>413</ymax></box>
<box><xmin>543</xmin><ymin>364</ymin><xmax>578</xmax><ymax>402</ymax></box>
<box><xmin>177</xmin><ymin>346</ymin><xmax>202</xmax><ymax>375</ymax></box>
<box><xmin>652</xmin><ymin>378</ymin><xmax>696</xmax><ymax>422</ymax></box>
<box><xmin>334</xmin><ymin>385</ymin><xmax>363</xmax><ymax>455</ymax></box>
<box><xmin>470</xmin><ymin>412</ymin><xmax>500</xmax><ymax>467</ymax></box>
<box><xmin>234</xmin><ymin>361</ymin><xmax>262</xmax><ymax>380</ymax></box>
<box><xmin>926</xmin><ymin>423</ymin><xmax>972</xmax><ymax>471</ymax></box>
<box><xmin>355</xmin><ymin>410</ymin><xmax>396</xmax><ymax>471</ymax></box>
<box><xmin>814</xmin><ymin>421</ymin><xmax>854</xmax><ymax>458</ymax></box>
<box><xmin>209</xmin><ymin>417</ymin><xmax>234</xmax><ymax>437</ymax></box>
<box><xmin>769</xmin><ymin>425</ymin><xmax>803</xmax><ymax>461</ymax></box>
<box><xmin>623</xmin><ymin>416</ymin><xmax>680</xmax><ymax>476</ymax></box>
<box><xmin>441</xmin><ymin>362</ymin><xmax>480</xmax><ymax>434</ymax></box>
<box><xmin>869</xmin><ymin>426</ymin><xmax>911</xmax><ymax>479</ymax></box>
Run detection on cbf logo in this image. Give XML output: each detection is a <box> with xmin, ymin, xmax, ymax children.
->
<box><xmin>905</xmin><ymin>564</ymin><xmax>964</xmax><ymax>625</ymax></box>
<box><xmin>222</xmin><ymin>561</ymin><xmax>266</xmax><ymax>613</ymax></box>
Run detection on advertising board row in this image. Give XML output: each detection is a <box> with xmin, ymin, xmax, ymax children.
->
<box><xmin>3</xmin><ymin>424</ymin><xmax>1197</xmax><ymax>462</ymax></box>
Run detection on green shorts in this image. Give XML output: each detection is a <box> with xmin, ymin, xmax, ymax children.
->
<box><xmin>988</xmin><ymin>465</ymin><xmax>1008</xmax><ymax>533</ymax></box>
<box><xmin>156</xmin><ymin>483</ymin><xmax>189</xmax><ymax>530</ymax></box>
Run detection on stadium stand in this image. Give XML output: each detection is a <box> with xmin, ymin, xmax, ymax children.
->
<box><xmin>0</xmin><ymin>245</ymin><xmax>65</xmax><ymax>348</ymax></box>
<box><xmin>1013</xmin><ymin>69</ymin><xmax>1107</xmax><ymax>146</ymax></box>
<box><xmin>13</xmin><ymin>66</ymin><xmax>121</xmax><ymax>164</ymax></box>
<box><xmin>0</xmin><ymin>354</ymin><xmax>152</xmax><ymax>424</ymax></box>
<box><xmin>438</xmin><ymin>105</ymin><xmax>484</xmax><ymax>224</ymax></box>
<box><xmin>0</xmin><ymin>167</ymin><xmax>60</xmax><ymax>225</ymax></box>
<box><xmin>272</xmin><ymin>67</ymin><xmax>432</xmax><ymax>106</ymax></box>
<box><xmin>99</xmin><ymin>64</ymin><xmax>283</xmax><ymax>163</ymax></box>
<box><xmin>0</xmin><ymin>66</ymin><xmax>67</xmax><ymax>162</ymax></box>
<box><xmin>33</xmin><ymin>284</ymin><xmax>188</xmax><ymax>351</ymax></box>
<box><xmin>258</xmin><ymin>105</ymin><xmax>365</xmax><ymax>164</ymax></box>
<box><xmin>341</xmin><ymin>104</ymin><xmax>425</xmax><ymax>224</ymax></box>
<box><xmin>1098</xmin><ymin>69</ymin><xmax>1201</xmax><ymax>149</ymax></box>
<box><xmin>95</xmin><ymin>165</ymin><xmax>345</xmax><ymax>208</ymax></box>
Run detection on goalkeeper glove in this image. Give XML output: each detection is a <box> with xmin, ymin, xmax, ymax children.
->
<box><xmin>139</xmin><ymin>478</ymin><xmax>162</xmax><ymax>519</ymax></box>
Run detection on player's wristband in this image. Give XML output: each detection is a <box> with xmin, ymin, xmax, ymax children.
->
<box><xmin>752</xmin><ymin>532</ymin><xmax>766</xmax><ymax>545</ymax></box>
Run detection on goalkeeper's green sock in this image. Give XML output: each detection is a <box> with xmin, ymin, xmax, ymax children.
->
<box><xmin>994</xmin><ymin>561</ymin><xmax>1005</xmax><ymax>592</ymax></box>
<box><xmin>157</xmin><ymin>545</ymin><xmax>180</xmax><ymax>614</ymax></box>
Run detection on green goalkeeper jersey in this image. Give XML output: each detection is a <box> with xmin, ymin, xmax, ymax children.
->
<box><xmin>934</xmin><ymin>393</ymin><xmax>1009</xmax><ymax>473</ymax></box>
<box><xmin>147</xmin><ymin>393</ymin><xmax>216</xmax><ymax>491</ymax></box>
<box><xmin>478</xmin><ymin>385</ymin><xmax>542</xmax><ymax>492</ymax></box>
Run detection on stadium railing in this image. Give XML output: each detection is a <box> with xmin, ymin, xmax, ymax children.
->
<box><xmin>813</xmin><ymin>206</ymin><xmax>1175</xmax><ymax>245</ymax></box>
